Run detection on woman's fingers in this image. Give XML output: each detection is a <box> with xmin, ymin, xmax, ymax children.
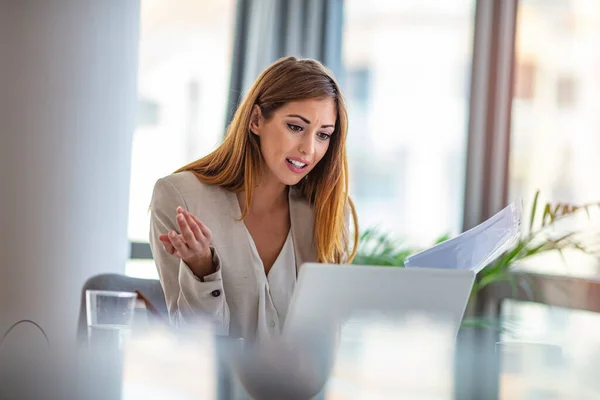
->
<box><xmin>162</xmin><ymin>240</ymin><xmax>176</xmax><ymax>255</ymax></box>
<box><xmin>177</xmin><ymin>207</ymin><xmax>212</xmax><ymax>244</ymax></box>
<box><xmin>159</xmin><ymin>207</ymin><xmax>213</xmax><ymax>261</ymax></box>
<box><xmin>177</xmin><ymin>207</ymin><xmax>202</xmax><ymax>240</ymax></box>
<box><xmin>177</xmin><ymin>213</ymin><xmax>197</xmax><ymax>246</ymax></box>
<box><xmin>184</xmin><ymin>211</ymin><xmax>205</xmax><ymax>243</ymax></box>
<box><xmin>168</xmin><ymin>230</ymin><xmax>189</xmax><ymax>258</ymax></box>
<box><xmin>190</xmin><ymin>213</ymin><xmax>213</xmax><ymax>242</ymax></box>
<box><xmin>159</xmin><ymin>234</ymin><xmax>177</xmax><ymax>255</ymax></box>
<box><xmin>163</xmin><ymin>239</ymin><xmax>181</xmax><ymax>258</ymax></box>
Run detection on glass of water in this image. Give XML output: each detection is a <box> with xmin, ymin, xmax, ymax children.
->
<box><xmin>86</xmin><ymin>290</ymin><xmax>137</xmax><ymax>348</ymax></box>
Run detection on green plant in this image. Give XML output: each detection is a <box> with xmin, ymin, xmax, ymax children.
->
<box><xmin>354</xmin><ymin>190</ymin><xmax>600</xmax><ymax>292</ymax></box>
<box><xmin>474</xmin><ymin>190</ymin><xmax>600</xmax><ymax>296</ymax></box>
<box><xmin>352</xmin><ymin>228</ymin><xmax>414</xmax><ymax>266</ymax></box>
<box><xmin>354</xmin><ymin>190</ymin><xmax>600</xmax><ymax>330</ymax></box>
<box><xmin>352</xmin><ymin>191</ymin><xmax>600</xmax><ymax>331</ymax></box>
<box><xmin>352</xmin><ymin>227</ymin><xmax>449</xmax><ymax>267</ymax></box>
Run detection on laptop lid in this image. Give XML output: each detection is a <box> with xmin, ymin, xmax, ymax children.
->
<box><xmin>283</xmin><ymin>263</ymin><xmax>475</xmax><ymax>339</ymax></box>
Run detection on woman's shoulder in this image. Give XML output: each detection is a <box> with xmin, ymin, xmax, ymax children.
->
<box><xmin>153</xmin><ymin>171</ymin><xmax>227</xmax><ymax>205</ymax></box>
<box><xmin>157</xmin><ymin>170</ymin><xmax>203</xmax><ymax>189</ymax></box>
<box><xmin>150</xmin><ymin>172</ymin><xmax>236</xmax><ymax>237</ymax></box>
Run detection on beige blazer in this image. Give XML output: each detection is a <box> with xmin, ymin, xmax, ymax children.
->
<box><xmin>148</xmin><ymin>171</ymin><xmax>317</xmax><ymax>340</ymax></box>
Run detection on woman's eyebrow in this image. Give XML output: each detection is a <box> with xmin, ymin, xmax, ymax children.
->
<box><xmin>286</xmin><ymin>114</ymin><xmax>311</xmax><ymax>124</ymax></box>
<box><xmin>286</xmin><ymin>114</ymin><xmax>334</xmax><ymax>129</ymax></box>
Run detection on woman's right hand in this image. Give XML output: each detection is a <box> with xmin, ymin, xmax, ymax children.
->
<box><xmin>158</xmin><ymin>206</ymin><xmax>216</xmax><ymax>279</ymax></box>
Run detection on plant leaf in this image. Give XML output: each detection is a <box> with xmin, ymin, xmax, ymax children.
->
<box><xmin>478</xmin><ymin>271</ymin><xmax>510</xmax><ymax>291</ymax></box>
<box><xmin>508</xmin><ymin>273</ymin><xmax>519</xmax><ymax>297</ymax></box>
<box><xmin>460</xmin><ymin>317</ymin><xmax>505</xmax><ymax>332</ymax></box>
<box><xmin>353</xmin><ymin>226</ymin><xmax>415</xmax><ymax>267</ymax></box>
<box><xmin>482</xmin><ymin>237</ymin><xmax>532</xmax><ymax>277</ymax></box>
<box><xmin>435</xmin><ymin>233</ymin><xmax>450</xmax><ymax>244</ymax></box>
<box><xmin>584</xmin><ymin>204</ymin><xmax>591</xmax><ymax>220</ymax></box>
<box><xmin>529</xmin><ymin>190</ymin><xmax>540</xmax><ymax>234</ymax></box>
<box><xmin>523</xmin><ymin>241</ymin><xmax>551</xmax><ymax>258</ymax></box>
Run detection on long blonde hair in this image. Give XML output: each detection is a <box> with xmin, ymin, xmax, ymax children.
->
<box><xmin>175</xmin><ymin>56</ymin><xmax>358</xmax><ymax>263</ymax></box>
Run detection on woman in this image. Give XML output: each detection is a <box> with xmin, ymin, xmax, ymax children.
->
<box><xmin>149</xmin><ymin>56</ymin><xmax>358</xmax><ymax>343</ymax></box>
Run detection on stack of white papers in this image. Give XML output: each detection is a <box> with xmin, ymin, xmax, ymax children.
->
<box><xmin>404</xmin><ymin>202</ymin><xmax>523</xmax><ymax>274</ymax></box>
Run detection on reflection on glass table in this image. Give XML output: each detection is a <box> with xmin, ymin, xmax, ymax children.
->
<box><xmin>498</xmin><ymin>300</ymin><xmax>600</xmax><ymax>400</ymax></box>
<box><xmin>3</xmin><ymin>307</ymin><xmax>599</xmax><ymax>399</ymax></box>
<box><xmin>119</xmin><ymin>314</ymin><xmax>458</xmax><ymax>400</ymax></box>
<box><xmin>325</xmin><ymin>315</ymin><xmax>455</xmax><ymax>400</ymax></box>
<box><xmin>117</xmin><ymin>311</ymin><xmax>600</xmax><ymax>399</ymax></box>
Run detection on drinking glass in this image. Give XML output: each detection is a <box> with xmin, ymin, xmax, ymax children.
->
<box><xmin>86</xmin><ymin>290</ymin><xmax>137</xmax><ymax>348</ymax></box>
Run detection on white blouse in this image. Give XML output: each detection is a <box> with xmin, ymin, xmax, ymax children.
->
<box><xmin>244</xmin><ymin>228</ymin><xmax>297</xmax><ymax>342</ymax></box>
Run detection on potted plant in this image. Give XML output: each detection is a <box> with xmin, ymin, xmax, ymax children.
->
<box><xmin>352</xmin><ymin>190</ymin><xmax>600</xmax><ymax>328</ymax></box>
<box><xmin>474</xmin><ymin>191</ymin><xmax>600</xmax><ymax>297</ymax></box>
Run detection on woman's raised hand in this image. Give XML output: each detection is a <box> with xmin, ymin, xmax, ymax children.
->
<box><xmin>158</xmin><ymin>206</ymin><xmax>216</xmax><ymax>278</ymax></box>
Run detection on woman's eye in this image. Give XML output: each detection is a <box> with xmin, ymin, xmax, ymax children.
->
<box><xmin>288</xmin><ymin>124</ymin><xmax>302</xmax><ymax>132</ymax></box>
<box><xmin>317</xmin><ymin>132</ymin><xmax>331</xmax><ymax>140</ymax></box>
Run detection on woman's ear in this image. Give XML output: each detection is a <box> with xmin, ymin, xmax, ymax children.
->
<box><xmin>249</xmin><ymin>104</ymin><xmax>262</xmax><ymax>136</ymax></box>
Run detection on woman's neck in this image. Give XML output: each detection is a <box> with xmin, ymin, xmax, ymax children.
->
<box><xmin>239</xmin><ymin>174</ymin><xmax>288</xmax><ymax>215</ymax></box>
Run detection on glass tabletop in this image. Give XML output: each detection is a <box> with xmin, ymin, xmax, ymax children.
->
<box><xmin>2</xmin><ymin>310</ymin><xmax>599</xmax><ymax>399</ymax></box>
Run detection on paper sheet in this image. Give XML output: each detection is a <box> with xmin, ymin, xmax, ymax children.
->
<box><xmin>404</xmin><ymin>202</ymin><xmax>523</xmax><ymax>274</ymax></box>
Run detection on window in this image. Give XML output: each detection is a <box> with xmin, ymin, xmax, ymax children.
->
<box><xmin>342</xmin><ymin>0</ymin><xmax>476</xmax><ymax>247</ymax></box>
<box><xmin>126</xmin><ymin>0</ymin><xmax>236</xmax><ymax>278</ymax></box>
<box><xmin>556</xmin><ymin>74</ymin><xmax>577</xmax><ymax>108</ymax></box>
<box><xmin>509</xmin><ymin>0</ymin><xmax>600</xmax><ymax>274</ymax></box>
<box><xmin>514</xmin><ymin>61</ymin><xmax>536</xmax><ymax>100</ymax></box>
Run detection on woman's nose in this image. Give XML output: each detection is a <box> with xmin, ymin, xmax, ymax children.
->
<box><xmin>299</xmin><ymin>134</ymin><xmax>315</xmax><ymax>156</ymax></box>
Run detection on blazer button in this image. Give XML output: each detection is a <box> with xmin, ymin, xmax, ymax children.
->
<box><xmin>269</xmin><ymin>321</ymin><xmax>276</xmax><ymax>328</ymax></box>
<box><xmin>211</xmin><ymin>289</ymin><xmax>221</xmax><ymax>298</ymax></box>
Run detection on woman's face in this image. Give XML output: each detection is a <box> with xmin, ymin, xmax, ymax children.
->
<box><xmin>249</xmin><ymin>97</ymin><xmax>336</xmax><ymax>186</ymax></box>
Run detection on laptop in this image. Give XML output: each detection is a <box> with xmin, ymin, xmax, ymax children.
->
<box><xmin>282</xmin><ymin>263</ymin><xmax>475</xmax><ymax>340</ymax></box>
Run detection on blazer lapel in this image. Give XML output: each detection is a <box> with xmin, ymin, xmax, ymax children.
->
<box><xmin>289</xmin><ymin>187</ymin><xmax>317</xmax><ymax>275</ymax></box>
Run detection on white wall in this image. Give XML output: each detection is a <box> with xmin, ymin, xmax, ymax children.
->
<box><xmin>0</xmin><ymin>0</ymin><xmax>140</xmax><ymax>348</ymax></box>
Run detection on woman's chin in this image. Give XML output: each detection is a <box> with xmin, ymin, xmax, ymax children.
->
<box><xmin>278</xmin><ymin>172</ymin><xmax>304</xmax><ymax>186</ymax></box>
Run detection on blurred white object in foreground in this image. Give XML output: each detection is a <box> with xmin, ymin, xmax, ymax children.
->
<box><xmin>328</xmin><ymin>313</ymin><xmax>455</xmax><ymax>399</ymax></box>
<box><xmin>121</xmin><ymin>322</ymin><xmax>217</xmax><ymax>400</ymax></box>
